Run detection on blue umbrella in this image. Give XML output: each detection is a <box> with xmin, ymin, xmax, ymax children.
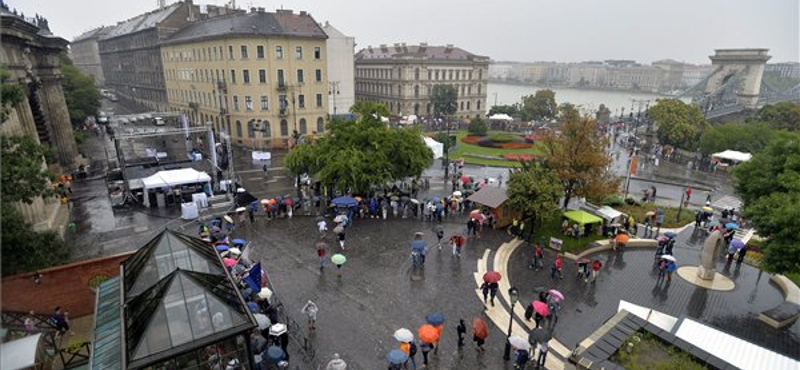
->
<box><xmin>664</xmin><ymin>231</ymin><xmax>678</xmax><ymax>239</ymax></box>
<box><xmin>432</xmin><ymin>196</ymin><xmax>440</xmax><ymax>203</ymax></box>
<box><xmin>232</xmin><ymin>238</ymin><xmax>246</xmax><ymax>245</ymax></box>
<box><xmin>666</xmin><ymin>261</ymin><xmax>677</xmax><ymax>272</ymax></box>
<box><xmin>426</xmin><ymin>312</ymin><xmax>445</xmax><ymax>326</ymax></box>
<box><xmin>730</xmin><ymin>239</ymin><xmax>745</xmax><ymax>251</ymax></box>
<box><xmin>247</xmin><ymin>302</ymin><xmax>258</xmax><ymax>313</ymax></box>
<box><xmin>386</xmin><ymin>349</ymin><xmax>408</xmax><ymax>365</ymax></box>
<box><xmin>215</xmin><ymin>245</ymin><xmax>230</xmax><ymax>252</ymax></box>
<box><xmin>265</xmin><ymin>346</ymin><xmax>285</xmax><ymax>363</ymax></box>
<box><xmin>332</xmin><ymin>196</ymin><xmax>358</xmax><ymax>207</ymax></box>
<box><xmin>725</xmin><ymin>222</ymin><xmax>739</xmax><ymax>230</ymax></box>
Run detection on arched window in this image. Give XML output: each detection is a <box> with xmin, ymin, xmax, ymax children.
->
<box><xmin>414</xmin><ymin>85</ymin><xmax>419</xmax><ymax>98</ymax></box>
<box><xmin>299</xmin><ymin>118</ymin><xmax>307</xmax><ymax>134</ymax></box>
<box><xmin>317</xmin><ymin>117</ymin><xmax>325</xmax><ymax>133</ymax></box>
<box><xmin>414</xmin><ymin>104</ymin><xmax>420</xmax><ymax>115</ymax></box>
<box><xmin>247</xmin><ymin>121</ymin><xmax>255</xmax><ymax>138</ymax></box>
<box><xmin>280</xmin><ymin>119</ymin><xmax>288</xmax><ymax>136</ymax></box>
<box><xmin>235</xmin><ymin>120</ymin><xmax>242</xmax><ymax>137</ymax></box>
<box><xmin>477</xmin><ymin>100</ymin><xmax>481</xmax><ymax>110</ymax></box>
<box><xmin>262</xmin><ymin>121</ymin><xmax>271</xmax><ymax>137</ymax></box>
<box><xmin>467</xmin><ymin>101</ymin><xmax>471</xmax><ymax>111</ymax></box>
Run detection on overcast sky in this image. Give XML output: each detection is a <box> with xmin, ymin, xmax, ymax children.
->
<box><xmin>15</xmin><ymin>0</ymin><xmax>799</xmax><ymax>64</ymax></box>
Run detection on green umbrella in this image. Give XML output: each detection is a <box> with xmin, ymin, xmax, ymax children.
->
<box><xmin>331</xmin><ymin>254</ymin><xmax>347</xmax><ymax>266</ymax></box>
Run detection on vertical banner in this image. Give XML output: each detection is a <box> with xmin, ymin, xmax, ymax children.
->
<box><xmin>629</xmin><ymin>155</ymin><xmax>638</xmax><ymax>176</ymax></box>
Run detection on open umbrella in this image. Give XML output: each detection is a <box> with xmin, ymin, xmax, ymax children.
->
<box><xmin>657</xmin><ymin>235</ymin><xmax>669</xmax><ymax>243</ymax></box>
<box><xmin>509</xmin><ymin>334</ymin><xmax>532</xmax><ymax>350</ymax></box>
<box><xmin>261</xmin><ymin>199</ymin><xmax>270</xmax><ymax>206</ymax></box>
<box><xmin>532</xmin><ymin>301</ymin><xmax>549</xmax><ymax>316</ymax></box>
<box><xmin>223</xmin><ymin>258</ymin><xmax>237</xmax><ymax>268</ymax></box>
<box><xmin>223</xmin><ymin>215</ymin><xmax>234</xmax><ymax>223</ymax></box>
<box><xmin>461</xmin><ymin>176</ymin><xmax>470</xmax><ymax>184</ymax></box>
<box><xmin>265</xmin><ymin>346</ymin><xmax>285</xmax><ymax>363</ymax></box>
<box><xmin>548</xmin><ymin>289</ymin><xmax>564</xmax><ymax>302</ymax></box>
<box><xmin>390</xmin><ymin>195</ymin><xmax>400</xmax><ymax>201</ymax></box>
<box><xmin>332</xmin><ymin>196</ymin><xmax>358</xmax><ymax>207</ymax></box>
<box><xmin>725</xmin><ymin>222</ymin><xmax>739</xmax><ymax>230</ymax></box>
<box><xmin>660</xmin><ymin>255</ymin><xmax>677</xmax><ymax>262</ymax></box>
<box><xmin>232</xmin><ymin>238</ymin><xmax>246</xmax><ymax>245</ymax></box>
<box><xmin>334</xmin><ymin>215</ymin><xmax>348</xmax><ymax>223</ymax></box>
<box><xmin>409</xmin><ymin>198</ymin><xmax>420</xmax><ymax>204</ymax></box>
<box><xmin>236</xmin><ymin>207</ymin><xmax>247</xmax><ymax>213</ymax></box>
<box><xmin>703</xmin><ymin>206</ymin><xmax>713</xmax><ymax>212</ymax></box>
<box><xmin>426</xmin><ymin>312</ymin><xmax>445</xmax><ymax>326</ymax></box>
<box><xmin>453</xmin><ymin>191</ymin><xmax>462</xmax><ymax>197</ymax></box>
<box><xmin>269</xmin><ymin>198</ymin><xmax>277</xmax><ymax>205</ymax></box>
<box><xmin>229</xmin><ymin>247</ymin><xmax>241</xmax><ymax>256</ymax></box>
<box><xmin>386</xmin><ymin>349</ymin><xmax>408</xmax><ymax>365</ymax></box>
<box><xmin>707</xmin><ymin>220</ymin><xmax>721</xmax><ymax>228</ymax></box>
<box><xmin>331</xmin><ymin>254</ymin><xmax>347</xmax><ymax>266</ymax></box>
<box><xmin>258</xmin><ymin>288</ymin><xmax>272</xmax><ymax>300</ymax></box>
<box><xmin>269</xmin><ymin>323</ymin><xmax>287</xmax><ymax>336</ymax></box>
<box><xmin>664</xmin><ymin>231</ymin><xmax>678</xmax><ymax>238</ymax></box>
<box><xmin>284</xmin><ymin>198</ymin><xmax>293</xmax><ymax>206</ymax></box>
<box><xmin>483</xmin><ymin>271</ymin><xmax>502</xmax><ymax>283</ymax></box>
<box><xmin>333</xmin><ymin>225</ymin><xmax>345</xmax><ymax>234</ymax></box>
<box><xmin>529</xmin><ymin>328</ymin><xmax>552</xmax><ymax>344</ymax></box>
<box><xmin>393</xmin><ymin>328</ymin><xmax>414</xmax><ymax>342</ymax></box>
<box><xmin>645</xmin><ymin>211</ymin><xmax>656</xmax><ymax>217</ymax></box>
<box><xmin>418</xmin><ymin>324</ymin><xmax>439</xmax><ymax>344</ymax></box>
<box><xmin>472</xmin><ymin>318</ymin><xmax>488</xmax><ymax>339</ymax></box>
<box><xmin>666</xmin><ymin>261</ymin><xmax>677</xmax><ymax>272</ymax></box>
<box><xmin>216</xmin><ymin>244</ymin><xmax>230</xmax><ymax>252</ymax></box>
<box><xmin>254</xmin><ymin>313</ymin><xmax>270</xmax><ymax>330</ymax></box>
<box><xmin>247</xmin><ymin>302</ymin><xmax>258</xmax><ymax>313</ymax></box>
<box><xmin>432</xmin><ymin>196</ymin><xmax>440</xmax><ymax>203</ymax></box>
<box><xmin>730</xmin><ymin>239</ymin><xmax>745</xmax><ymax>251</ymax></box>
<box><xmin>616</xmin><ymin>233</ymin><xmax>630</xmax><ymax>244</ymax></box>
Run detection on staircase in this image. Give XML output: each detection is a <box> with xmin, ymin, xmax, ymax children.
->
<box><xmin>27</xmin><ymin>83</ymin><xmax>51</xmax><ymax>147</ymax></box>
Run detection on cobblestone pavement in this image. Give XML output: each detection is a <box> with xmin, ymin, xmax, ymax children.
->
<box><xmin>507</xmin><ymin>227</ymin><xmax>800</xmax><ymax>360</ymax></box>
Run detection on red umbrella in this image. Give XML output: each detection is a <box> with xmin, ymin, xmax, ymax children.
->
<box><xmin>461</xmin><ymin>176</ymin><xmax>471</xmax><ymax>184</ymax></box>
<box><xmin>472</xmin><ymin>318</ymin><xmax>488</xmax><ymax>339</ymax></box>
<box><xmin>283</xmin><ymin>198</ymin><xmax>293</xmax><ymax>206</ymax></box>
<box><xmin>532</xmin><ymin>301</ymin><xmax>549</xmax><ymax>316</ymax></box>
<box><xmin>483</xmin><ymin>271</ymin><xmax>502</xmax><ymax>283</ymax></box>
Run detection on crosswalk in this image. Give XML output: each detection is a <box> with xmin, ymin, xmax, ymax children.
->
<box><xmin>711</xmin><ymin>195</ymin><xmax>742</xmax><ymax>211</ymax></box>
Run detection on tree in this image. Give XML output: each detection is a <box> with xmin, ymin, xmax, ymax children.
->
<box><xmin>286</xmin><ymin>103</ymin><xmax>433</xmax><ymax>195</ymax></box>
<box><xmin>648</xmin><ymin>99</ymin><xmax>707</xmax><ymax>149</ymax></box>
<box><xmin>521</xmin><ymin>89</ymin><xmax>557</xmax><ymax>122</ymax></box>
<box><xmin>350</xmin><ymin>100</ymin><xmax>390</xmax><ymax>123</ymax></box>
<box><xmin>558</xmin><ymin>103</ymin><xmax>580</xmax><ymax>123</ymax></box>
<box><xmin>60</xmin><ymin>54</ymin><xmax>101</xmax><ymax>125</ymax></box>
<box><xmin>0</xmin><ymin>66</ymin><xmax>23</xmax><ymax>123</ymax></box>
<box><xmin>506</xmin><ymin>162</ymin><xmax>563</xmax><ymax>226</ymax></box>
<box><xmin>734</xmin><ymin>137</ymin><xmax>800</xmax><ymax>273</ymax></box>
<box><xmin>542</xmin><ymin>115</ymin><xmax>620</xmax><ymax>209</ymax></box>
<box><xmin>468</xmin><ymin>117</ymin><xmax>488</xmax><ymax>135</ymax></box>
<box><xmin>756</xmin><ymin>101</ymin><xmax>800</xmax><ymax>131</ymax></box>
<box><xmin>488</xmin><ymin>104</ymin><xmax>520</xmax><ymax>117</ymax></box>
<box><xmin>2</xmin><ymin>203</ymin><xmax>69</xmax><ymax>276</ymax></box>
<box><xmin>698</xmin><ymin>122</ymin><xmax>780</xmax><ymax>155</ymax></box>
<box><xmin>1</xmin><ymin>135</ymin><xmax>55</xmax><ymax>204</ymax></box>
<box><xmin>430</xmin><ymin>85</ymin><xmax>457</xmax><ymax>118</ymax></box>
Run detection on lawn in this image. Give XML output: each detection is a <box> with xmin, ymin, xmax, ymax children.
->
<box><xmin>787</xmin><ymin>272</ymin><xmax>800</xmax><ymax>287</ymax></box>
<box><xmin>612</xmin><ymin>332</ymin><xmax>708</xmax><ymax>370</ymax></box>
<box><xmin>616</xmin><ymin>203</ymin><xmax>696</xmax><ymax>229</ymax></box>
<box><xmin>524</xmin><ymin>214</ymin><xmax>607</xmax><ymax>254</ymax></box>
<box><xmin>450</xmin><ymin>130</ymin><xmax>543</xmax><ymax>167</ymax></box>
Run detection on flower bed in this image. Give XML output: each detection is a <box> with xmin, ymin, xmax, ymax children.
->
<box><xmin>462</xmin><ymin>134</ymin><xmax>534</xmax><ymax>149</ymax></box>
<box><xmin>503</xmin><ymin>153</ymin><xmax>535</xmax><ymax>161</ymax></box>
<box><xmin>461</xmin><ymin>135</ymin><xmax>483</xmax><ymax>145</ymax></box>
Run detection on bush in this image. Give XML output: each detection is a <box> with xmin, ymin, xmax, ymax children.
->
<box><xmin>487</xmin><ymin>134</ymin><xmax>516</xmax><ymax>143</ymax></box>
<box><xmin>603</xmin><ymin>195</ymin><xmax>624</xmax><ymax>207</ymax></box>
<box><xmin>468</xmin><ymin>117</ymin><xmax>488</xmax><ymax>135</ymax></box>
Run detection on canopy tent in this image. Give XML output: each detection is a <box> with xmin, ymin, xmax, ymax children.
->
<box><xmin>467</xmin><ymin>186</ymin><xmax>508</xmax><ymax>209</ymax></box>
<box><xmin>563</xmin><ymin>210</ymin><xmax>603</xmax><ymax>225</ymax></box>
<box><xmin>1</xmin><ymin>333</ymin><xmax>42</xmax><ymax>370</ymax></box>
<box><xmin>595</xmin><ymin>206</ymin><xmax>623</xmax><ymax>221</ymax></box>
<box><xmin>424</xmin><ymin>137</ymin><xmax>444</xmax><ymax>159</ymax></box>
<box><xmin>488</xmin><ymin>113</ymin><xmax>513</xmax><ymax>121</ymax></box>
<box><xmin>712</xmin><ymin>150</ymin><xmax>752</xmax><ymax>163</ymax></box>
<box><xmin>140</xmin><ymin>168</ymin><xmax>211</xmax><ymax>207</ymax></box>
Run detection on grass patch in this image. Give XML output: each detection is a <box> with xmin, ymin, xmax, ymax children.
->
<box><xmin>616</xmin><ymin>203</ymin><xmax>695</xmax><ymax>229</ymax></box>
<box><xmin>525</xmin><ymin>215</ymin><xmax>606</xmax><ymax>254</ymax></box>
<box><xmin>612</xmin><ymin>332</ymin><xmax>708</xmax><ymax>370</ymax></box>
<box><xmin>787</xmin><ymin>272</ymin><xmax>800</xmax><ymax>287</ymax></box>
<box><xmin>451</xmin><ymin>130</ymin><xmax>543</xmax><ymax>167</ymax></box>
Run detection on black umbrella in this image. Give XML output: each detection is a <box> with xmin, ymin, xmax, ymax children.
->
<box><xmin>529</xmin><ymin>328</ymin><xmax>551</xmax><ymax>344</ymax></box>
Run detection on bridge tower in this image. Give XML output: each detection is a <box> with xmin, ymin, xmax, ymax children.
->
<box><xmin>704</xmin><ymin>49</ymin><xmax>771</xmax><ymax>109</ymax></box>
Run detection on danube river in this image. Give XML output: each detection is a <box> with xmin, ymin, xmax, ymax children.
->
<box><xmin>487</xmin><ymin>82</ymin><xmax>675</xmax><ymax>116</ymax></box>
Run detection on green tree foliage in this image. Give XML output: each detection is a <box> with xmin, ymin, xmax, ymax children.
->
<box><xmin>1</xmin><ymin>66</ymin><xmax>24</xmax><ymax>123</ymax></box>
<box><xmin>542</xmin><ymin>115</ymin><xmax>620</xmax><ymax>208</ymax></box>
<box><xmin>698</xmin><ymin>122</ymin><xmax>778</xmax><ymax>155</ymax></box>
<box><xmin>350</xmin><ymin>100</ymin><xmax>390</xmax><ymax>122</ymax></box>
<box><xmin>521</xmin><ymin>89</ymin><xmax>557</xmax><ymax>122</ymax></box>
<box><xmin>286</xmin><ymin>104</ymin><xmax>433</xmax><ymax>194</ymax></box>
<box><xmin>506</xmin><ymin>162</ymin><xmax>563</xmax><ymax>226</ymax></box>
<box><xmin>59</xmin><ymin>54</ymin><xmax>101</xmax><ymax>125</ymax></box>
<box><xmin>1</xmin><ymin>135</ymin><xmax>55</xmax><ymax>204</ymax></box>
<box><xmin>756</xmin><ymin>101</ymin><xmax>800</xmax><ymax>131</ymax></box>
<box><xmin>648</xmin><ymin>99</ymin><xmax>707</xmax><ymax>149</ymax></box>
<box><xmin>2</xmin><ymin>203</ymin><xmax>69</xmax><ymax>276</ymax></box>
<box><xmin>468</xmin><ymin>117</ymin><xmax>488</xmax><ymax>135</ymax></box>
<box><xmin>488</xmin><ymin>104</ymin><xmax>520</xmax><ymax>117</ymax></box>
<box><xmin>734</xmin><ymin>137</ymin><xmax>800</xmax><ymax>273</ymax></box>
<box><xmin>430</xmin><ymin>85</ymin><xmax>458</xmax><ymax>117</ymax></box>
<box><xmin>558</xmin><ymin>103</ymin><xmax>580</xmax><ymax>123</ymax></box>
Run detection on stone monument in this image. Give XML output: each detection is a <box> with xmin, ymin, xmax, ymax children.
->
<box><xmin>697</xmin><ymin>230</ymin><xmax>723</xmax><ymax>280</ymax></box>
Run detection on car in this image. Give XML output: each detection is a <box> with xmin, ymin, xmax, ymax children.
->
<box><xmin>109</xmin><ymin>94</ymin><xmax>119</xmax><ymax>102</ymax></box>
<box><xmin>153</xmin><ymin>117</ymin><xmax>165</xmax><ymax>126</ymax></box>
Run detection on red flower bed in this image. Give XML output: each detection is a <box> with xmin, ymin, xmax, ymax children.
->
<box><xmin>461</xmin><ymin>135</ymin><xmax>483</xmax><ymax>145</ymax></box>
<box><xmin>503</xmin><ymin>153</ymin><xmax>536</xmax><ymax>161</ymax></box>
<box><xmin>498</xmin><ymin>142</ymin><xmax>533</xmax><ymax>149</ymax></box>
<box><xmin>524</xmin><ymin>135</ymin><xmax>544</xmax><ymax>143</ymax></box>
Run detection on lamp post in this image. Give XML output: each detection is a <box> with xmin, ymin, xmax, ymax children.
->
<box><xmin>444</xmin><ymin>117</ymin><xmax>451</xmax><ymax>183</ymax></box>
<box><xmin>503</xmin><ymin>286</ymin><xmax>520</xmax><ymax>361</ymax></box>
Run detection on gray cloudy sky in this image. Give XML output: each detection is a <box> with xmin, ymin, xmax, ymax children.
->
<box><xmin>15</xmin><ymin>0</ymin><xmax>799</xmax><ymax>64</ymax></box>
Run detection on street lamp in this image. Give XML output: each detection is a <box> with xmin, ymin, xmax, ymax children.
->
<box><xmin>503</xmin><ymin>286</ymin><xmax>520</xmax><ymax>360</ymax></box>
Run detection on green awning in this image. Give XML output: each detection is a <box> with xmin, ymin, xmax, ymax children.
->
<box><xmin>563</xmin><ymin>210</ymin><xmax>603</xmax><ymax>225</ymax></box>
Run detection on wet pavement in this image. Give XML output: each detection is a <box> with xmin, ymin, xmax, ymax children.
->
<box><xmin>507</xmin><ymin>226</ymin><xmax>800</xmax><ymax>360</ymax></box>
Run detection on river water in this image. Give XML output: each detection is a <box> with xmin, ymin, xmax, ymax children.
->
<box><xmin>487</xmin><ymin>82</ymin><xmax>671</xmax><ymax>116</ymax></box>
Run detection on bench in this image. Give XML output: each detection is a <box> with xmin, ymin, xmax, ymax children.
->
<box><xmin>759</xmin><ymin>301</ymin><xmax>800</xmax><ymax>329</ymax></box>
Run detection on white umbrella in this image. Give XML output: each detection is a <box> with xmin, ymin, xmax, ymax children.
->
<box><xmin>393</xmin><ymin>328</ymin><xmax>414</xmax><ymax>342</ymax></box>
<box><xmin>660</xmin><ymin>255</ymin><xmax>677</xmax><ymax>262</ymax></box>
<box><xmin>269</xmin><ymin>323</ymin><xmax>287</xmax><ymax>336</ymax></box>
<box><xmin>237</xmin><ymin>187</ymin><xmax>246</xmax><ymax>193</ymax></box>
<box><xmin>452</xmin><ymin>191</ymin><xmax>462</xmax><ymax>197</ymax></box>
<box><xmin>334</xmin><ymin>215</ymin><xmax>348</xmax><ymax>223</ymax></box>
<box><xmin>333</xmin><ymin>225</ymin><xmax>344</xmax><ymax>234</ymax></box>
<box><xmin>254</xmin><ymin>313</ymin><xmax>271</xmax><ymax>330</ymax></box>
<box><xmin>229</xmin><ymin>247</ymin><xmax>242</xmax><ymax>256</ymax></box>
<box><xmin>508</xmin><ymin>334</ymin><xmax>532</xmax><ymax>350</ymax></box>
<box><xmin>257</xmin><ymin>287</ymin><xmax>273</xmax><ymax>300</ymax></box>
<box><xmin>223</xmin><ymin>215</ymin><xmax>234</xmax><ymax>223</ymax></box>
<box><xmin>236</xmin><ymin>207</ymin><xmax>247</xmax><ymax>213</ymax></box>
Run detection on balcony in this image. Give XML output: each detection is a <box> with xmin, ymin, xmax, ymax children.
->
<box><xmin>277</xmin><ymin>83</ymin><xmax>287</xmax><ymax>91</ymax></box>
<box><xmin>278</xmin><ymin>109</ymin><xmax>288</xmax><ymax>117</ymax></box>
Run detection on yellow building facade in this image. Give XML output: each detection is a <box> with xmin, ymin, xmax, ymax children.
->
<box><xmin>161</xmin><ymin>10</ymin><xmax>328</xmax><ymax>148</ymax></box>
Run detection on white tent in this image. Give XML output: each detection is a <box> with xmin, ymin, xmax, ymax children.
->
<box><xmin>141</xmin><ymin>168</ymin><xmax>212</xmax><ymax>207</ymax></box>
<box><xmin>712</xmin><ymin>150</ymin><xmax>752</xmax><ymax>163</ymax></box>
<box><xmin>1</xmin><ymin>333</ymin><xmax>42</xmax><ymax>370</ymax></box>
<box><xmin>595</xmin><ymin>206</ymin><xmax>623</xmax><ymax>221</ymax></box>
<box><xmin>424</xmin><ymin>137</ymin><xmax>444</xmax><ymax>159</ymax></box>
<box><xmin>489</xmin><ymin>113</ymin><xmax>513</xmax><ymax>121</ymax></box>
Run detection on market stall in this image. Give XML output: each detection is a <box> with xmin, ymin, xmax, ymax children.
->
<box><xmin>138</xmin><ymin>168</ymin><xmax>212</xmax><ymax>208</ymax></box>
<box><xmin>466</xmin><ymin>186</ymin><xmax>517</xmax><ymax>228</ymax></box>
<box><xmin>424</xmin><ymin>137</ymin><xmax>444</xmax><ymax>159</ymax></box>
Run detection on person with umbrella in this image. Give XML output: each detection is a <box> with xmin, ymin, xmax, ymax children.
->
<box><xmin>300</xmin><ymin>300</ymin><xmax>318</xmax><ymax>331</ymax></box>
<box><xmin>426</xmin><ymin>313</ymin><xmax>445</xmax><ymax>354</ymax></box>
<box><xmin>250</xmin><ymin>329</ymin><xmax>268</xmax><ymax>370</ymax></box>
<box><xmin>268</xmin><ymin>323</ymin><xmax>289</xmax><ymax>362</ymax></box>
<box><xmin>535</xmin><ymin>340</ymin><xmax>549</xmax><ymax>369</ymax></box>
<box><xmin>331</xmin><ymin>254</ymin><xmax>346</xmax><ymax>277</ymax></box>
<box><xmin>325</xmin><ymin>353</ymin><xmax>347</xmax><ymax>370</ymax></box>
<box><xmin>450</xmin><ymin>234</ymin><xmax>465</xmax><ymax>257</ymax></box>
<box><xmin>386</xmin><ymin>349</ymin><xmax>408</xmax><ymax>370</ymax></box>
<box><xmin>417</xmin><ymin>325</ymin><xmax>438</xmax><ymax>366</ymax></box>
<box><xmin>510</xmin><ymin>336</ymin><xmax>531</xmax><ymax>370</ymax></box>
<box><xmin>666</xmin><ymin>259</ymin><xmax>677</xmax><ymax>282</ymax></box>
<box><xmin>472</xmin><ymin>317</ymin><xmax>488</xmax><ymax>352</ymax></box>
<box><xmin>395</xmin><ymin>328</ymin><xmax>417</xmax><ymax>369</ymax></box>
<box><xmin>411</xmin><ymin>232</ymin><xmax>427</xmax><ymax>267</ymax></box>
<box><xmin>736</xmin><ymin>242</ymin><xmax>748</xmax><ymax>265</ymax></box>
<box><xmin>590</xmin><ymin>259</ymin><xmax>603</xmax><ymax>283</ymax></box>
<box><xmin>456</xmin><ymin>319</ymin><xmax>466</xmax><ymax>349</ymax></box>
<box><xmin>316</xmin><ymin>238</ymin><xmax>328</xmax><ymax>269</ymax></box>
<box><xmin>435</xmin><ymin>226</ymin><xmax>445</xmax><ymax>249</ymax></box>
<box><xmin>335</xmin><ymin>224</ymin><xmax>346</xmax><ymax>250</ymax></box>
<box><xmin>481</xmin><ymin>271</ymin><xmax>501</xmax><ymax>307</ymax></box>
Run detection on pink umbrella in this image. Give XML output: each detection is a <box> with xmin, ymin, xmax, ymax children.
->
<box><xmin>547</xmin><ymin>289</ymin><xmax>564</xmax><ymax>302</ymax></box>
<box><xmin>532</xmin><ymin>301</ymin><xmax>550</xmax><ymax>316</ymax></box>
<box><xmin>284</xmin><ymin>198</ymin><xmax>293</xmax><ymax>206</ymax></box>
<box><xmin>223</xmin><ymin>258</ymin><xmax>237</xmax><ymax>268</ymax></box>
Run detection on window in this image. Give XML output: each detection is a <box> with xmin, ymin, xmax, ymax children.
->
<box><xmin>263</xmin><ymin>121</ymin><xmax>271</xmax><ymax>137</ymax></box>
<box><xmin>467</xmin><ymin>101</ymin><xmax>471</xmax><ymax>110</ymax></box>
<box><xmin>277</xmin><ymin>70</ymin><xmax>285</xmax><ymax>86</ymax></box>
<box><xmin>449</xmin><ymin>70</ymin><xmax>453</xmax><ymax>80</ymax></box>
<box><xmin>260</xmin><ymin>96</ymin><xmax>268</xmax><ymax>110</ymax></box>
<box><xmin>298</xmin><ymin>94</ymin><xmax>305</xmax><ymax>108</ymax></box>
<box><xmin>230</xmin><ymin>69</ymin><xmax>236</xmax><ymax>84</ymax></box>
<box><xmin>469</xmin><ymin>71</ymin><xmax>473</xmax><ymax>80</ymax></box>
<box><xmin>295</xmin><ymin>46</ymin><xmax>303</xmax><ymax>59</ymax></box>
<box><xmin>245</xmin><ymin>96</ymin><xmax>253</xmax><ymax>111</ymax></box>
<box><xmin>477</xmin><ymin>100</ymin><xmax>481</xmax><ymax>110</ymax></box>
<box><xmin>228</xmin><ymin>45</ymin><xmax>234</xmax><ymax>59</ymax></box>
<box><xmin>259</xmin><ymin>69</ymin><xmax>267</xmax><ymax>84</ymax></box>
<box><xmin>236</xmin><ymin>120</ymin><xmax>242</xmax><ymax>137</ymax></box>
<box><xmin>317</xmin><ymin>117</ymin><xmax>324</xmax><ymax>132</ymax></box>
<box><xmin>315</xmin><ymin>69</ymin><xmax>322</xmax><ymax>82</ymax></box>
<box><xmin>299</xmin><ymin>118</ymin><xmax>307</xmax><ymax>134</ymax></box>
<box><xmin>248</xmin><ymin>121</ymin><xmax>255</xmax><ymax>138</ymax></box>
<box><xmin>460</xmin><ymin>101</ymin><xmax>464</xmax><ymax>111</ymax></box>
<box><xmin>428</xmin><ymin>70</ymin><xmax>432</xmax><ymax>80</ymax></box>
<box><xmin>479</xmin><ymin>69</ymin><xmax>483</xmax><ymax>80</ymax></box>
<box><xmin>478</xmin><ymin>84</ymin><xmax>482</xmax><ymax>94</ymax></box>
<box><xmin>280</xmin><ymin>119</ymin><xmax>288</xmax><ymax>136</ymax></box>
<box><xmin>415</xmin><ymin>68</ymin><xmax>420</xmax><ymax>80</ymax></box>
<box><xmin>242</xmin><ymin>70</ymin><xmax>250</xmax><ymax>84</ymax></box>
<box><xmin>314</xmin><ymin>47</ymin><xmax>321</xmax><ymax>59</ymax></box>
<box><xmin>256</xmin><ymin>45</ymin><xmax>264</xmax><ymax>59</ymax></box>
<box><xmin>435</xmin><ymin>70</ymin><xmax>439</xmax><ymax>80</ymax></box>
<box><xmin>276</xmin><ymin>46</ymin><xmax>283</xmax><ymax>59</ymax></box>
<box><xmin>297</xmin><ymin>69</ymin><xmax>304</xmax><ymax>84</ymax></box>
<box><xmin>316</xmin><ymin>93</ymin><xmax>323</xmax><ymax>107</ymax></box>
<box><xmin>233</xmin><ymin>96</ymin><xmax>239</xmax><ymax>111</ymax></box>
<box><xmin>240</xmin><ymin>45</ymin><xmax>248</xmax><ymax>59</ymax></box>
<box><xmin>213</xmin><ymin>47</ymin><xmax>218</xmax><ymax>60</ymax></box>
<box><xmin>414</xmin><ymin>85</ymin><xmax>419</xmax><ymax>98</ymax></box>
<box><xmin>279</xmin><ymin>95</ymin><xmax>288</xmax><ymax>112</ymax></box>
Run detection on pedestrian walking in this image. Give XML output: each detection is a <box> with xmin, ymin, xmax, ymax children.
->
<box><xmin>466</xmin><ymin>218</ymin><xmax>474</xmax><ymax>237</ymax></box>
<box><xmin>736</xmin><ymin>245</ymin><xmax>748</xmax><ymax>264</ymax></box>
<box><xmin>550</xmin><ymin>254</ymin><xmax>563</xmax><ymax>280</ymax></box>
<box><xmin>517</xmin><ymin>220</ymin><xmax>525</xmax><ymax>240</ymax></box>
<box><xmin>530</xmin><ymin>243</ymin><xmax>543</xmax><ymax>270</ymax></box>
<box><xmin>326</xmin><ymin>353</ymin><xmax>347</xmax><ymax>370</ymax></box>
<box><xmin>300</xmin><ymin>300</ymin><xmax>318</xmax><ymax>330</ymax></box>
<box><xmin>337</xmin><ymin>228</ymin><xmax>346</xmax><ymax>250</ymax></box>
<box><xmin>536</xmin><ymin>341</ymin><xmax>549</xmax><ymax>369</ymax></box>
<box><xmin>400</xmin><ymin>340</ymin><xmax>417</xmax><ymax>369</ymax></box>
<box><xmin>655</xmin><ymin>211</ymin><xmax>664</xmax><ymax>236</ymax></box>
<box><xmin>456</xmin><ymin>319</ymin><xmax>466</xmax><ymax>348</ymax></box>
<box><xmin>590</xmin><ymin>259</ymin><xmax>602</xmax><ymax>283</ymax></box>
<box><xmin>450</xmin><ymin>234</ymin><xmax>465</xmax><ymax>257</ymax></box>
<box><xmin>420</xmin><ymin>341</ymin><xmax>433</xmax><ymax>366</ymax></box>
<box><xmin>436</xmin><ymin>228</ymin><xmax>444</xmax><ymax>250</ymax></box>
<box><xmin>250</xmin><ymin>330</ymin><xmax>268</xmax><ymax>370</ymax></box>
<box><xmin>514</xmin><ymin>347</ymin><xmax>530</xmax><ymax>370</ymax></box>
<box><xmin>318</xmin><ymin>219</ymin><xmax>327</xmax><ymax>234</ymax></box>
<box><xmin>472</xmin><ymin>317</ymin><xmax>488</xmax><ymax>352</ymax></box>
<box><xmin>317</xmin><ymin>239</ymin><xmax>327</xmax><ymax>269</ymax></box>
<box><xmin>657</xmin><ymin>259</ymin><xmax>668</xmax><ymax>283</ymax></box>
<box><xmin>24</xmin><ymin>311</ymin><xmax>37</xmax><ymax>335</ymax></box>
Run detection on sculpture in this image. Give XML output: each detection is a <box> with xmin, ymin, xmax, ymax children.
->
<box><xmin>697</xmin><ymin>230</ymin><xmax>723</xmax><ymax>280</ymax></box>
